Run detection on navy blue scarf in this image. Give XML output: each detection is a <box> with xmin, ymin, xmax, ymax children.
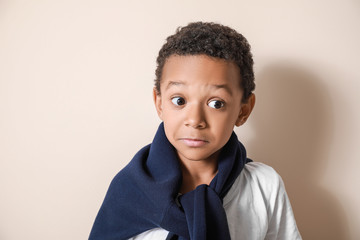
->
<box><xmin>89</xmin><ymin>123</ymin><xmax>250</xmax><ymax>240</ymax></box>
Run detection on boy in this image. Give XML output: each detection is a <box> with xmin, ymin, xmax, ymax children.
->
<box><xmin>89</xmin><ymin>22</ymin><xmax>301</xmax><ymax>240</ymax></box>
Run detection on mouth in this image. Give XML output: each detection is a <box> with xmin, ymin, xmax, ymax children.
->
<box><xmin>180</xmin><ymin>138</ymin><xmax>209</xmax><ymax>147</ymax></box>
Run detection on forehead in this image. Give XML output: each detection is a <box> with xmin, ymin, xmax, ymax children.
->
<box><xmin>161</xmin><ymin>55</ymin><xmax>242</xmax><ymax>90</ymax></box>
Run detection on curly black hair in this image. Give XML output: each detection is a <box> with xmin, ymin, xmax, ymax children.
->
<box><xmin>155</xmin><ymin>21</ymin><xmax>255</xmax><ymax>102</ymax></box>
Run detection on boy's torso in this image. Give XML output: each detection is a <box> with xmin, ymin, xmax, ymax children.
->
<box><xmin>129</xmin><ymin>162</ymin><xmax>302</xmax><ymax>240</ymax></box>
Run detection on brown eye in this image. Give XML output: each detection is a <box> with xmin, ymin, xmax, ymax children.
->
<box><xmin>171</xmin><ymin>97</ymin><xmax>186</xmax><ymax>106</ymax></box>
<box><xmin>208</xmin><ymin>100</ymin><xmax>224</xmax><ymax>109</ymax></box>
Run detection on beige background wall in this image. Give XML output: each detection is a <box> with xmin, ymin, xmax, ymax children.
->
<box><xmin>1</xmin><ymin>0</ymin><xmax>359</xmax><ymax>239</ymax></box>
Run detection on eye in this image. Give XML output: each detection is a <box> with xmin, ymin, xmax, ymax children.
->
<box><xmin>208</xmin><ymin>100</ymin><xmax>224</xmax><ymax>109</ymax></box>
<box><xmin>171</xmin><ymin>97</ymin><xmax>186</xmax><ymax>106</ymax></box>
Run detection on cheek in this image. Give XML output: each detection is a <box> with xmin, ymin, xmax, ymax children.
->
<box><xmin>209</xmin><ymin>115</ymin><xmax>233</xmax><ymax>130</ymax></box>
<box><xmin>209</xmin><ymin>109</ymin><xmax>238</xmax><ymax>125</ymax></box>
<box><xmin>228</xmin><ymin>106</ymin><xmax>242</xmax><ymax>124</ymax></box>
<box><xmin>211</xmin><ymin>113</ymin><xmax>237</xmax><ymax>138</ymax></box>
<box><xmin>162</xmin><ymin>110</ymin><xmax>179</xmax><ymax>124</ymax></box>
<box><xmin>163</xmin><ymin>113</ymin><xmax>181</xmax><ymax>135</ymax></box>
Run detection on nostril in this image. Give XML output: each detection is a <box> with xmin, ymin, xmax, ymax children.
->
<box><xmin>185</xmin><ymin>120</ymin><xmax>206</xmax><ymax>129</ymax></box>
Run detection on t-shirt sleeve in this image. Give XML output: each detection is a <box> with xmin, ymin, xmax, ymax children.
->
<box><xmin>255</xmin><ymin>164</ymin><xmax>302</xmax><ymax>240</ymax></box>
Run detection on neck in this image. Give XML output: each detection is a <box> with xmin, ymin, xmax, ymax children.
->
<box><xmin>178</xmin><ymin>152</ymin><xmax>219</xmax><ymax>194</ymax></box>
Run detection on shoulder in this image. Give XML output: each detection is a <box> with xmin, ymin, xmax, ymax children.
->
<box><xmin>224</xmin><ymin>161</ymin><xmax>286</xmax><ymax>208</ymax></box>
<box><xmin>224</xmin><ymin>162</ymin><xmax>302</xmax><ymax>239</ymax></box>
<box><xmin>242</xmin><ymin>162</ymin><xmax>284</xmax><ymax>191</ymax></box>
<box><xmin>243</xmin><ymin>162</ymin><xmax>280</xmax><ymax>181</ymax></box>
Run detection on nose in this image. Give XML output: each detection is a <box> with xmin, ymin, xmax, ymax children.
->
<box><xmin>184</xmin><ymin>103</ymin><xmax>206</xmax><ymax>129</ymax></box>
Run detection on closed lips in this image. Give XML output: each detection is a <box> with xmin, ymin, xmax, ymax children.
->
<box><xmin>180</xmin><ymin>138</ymin><xmax>208</xmax><ymax>147</ymax></box>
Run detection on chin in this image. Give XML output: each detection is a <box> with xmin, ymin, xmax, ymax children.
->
<box><xmin>177</xmin><ymin>148</ymin><xmax>219</xmax><ymax>162</ymax></box>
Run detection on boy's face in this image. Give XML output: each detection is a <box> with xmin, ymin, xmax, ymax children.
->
<box><xmin>154</xmin><ymin>55</ymin><xmax>254</xmax><ymax>163</ymax></box>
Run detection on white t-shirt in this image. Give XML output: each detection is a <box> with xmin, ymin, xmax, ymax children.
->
<box><xmin>129</xmin><ymin>162</ymin><xmax>302</xmax><ymax>240</ymax></box>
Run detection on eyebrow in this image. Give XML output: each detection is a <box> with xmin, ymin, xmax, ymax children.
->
<box><xmin>212</xmin><ymin>84</ymin><xmax>233</xmax><ymax>96</ymax></box>
<box><xmin>165</xmin><ymin>81</ymin><xmax>185</xmax><ymax>90</ymax></box>
<box><xmin>165</xmin><ymin>81</ymin><xmax>233</xmax><ymax>96</ymax></box>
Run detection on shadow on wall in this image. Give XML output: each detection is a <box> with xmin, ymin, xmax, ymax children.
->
<box><xmin>248</xmin><ymin>63</ymin><xmax>350</xmax><ymax>239</ymax></box>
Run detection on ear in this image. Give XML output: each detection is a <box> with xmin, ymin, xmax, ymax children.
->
<box><xmin>153</xmin><ymin>87</ymin><xmax>163</xmax><ymax>120</ymax></box>
<box><xmin>235</xmin><ymin>93</ymin><xmax>256</xmax><ymax>127</ymax></box>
